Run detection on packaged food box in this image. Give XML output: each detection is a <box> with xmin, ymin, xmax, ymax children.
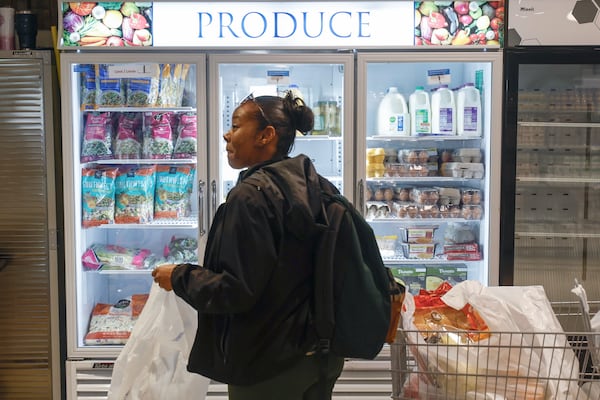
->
<box><xmin>425</xmin><ymin>265</ymin><xmax>468</xmax><ymax>291</ymax></box>
<box><xmin>375</xmin><ymin>235</ymin><xmax>398</xmax><ymax>259</ymax></box>
<box><xmin>453</xmin><ymin>148</ymin><xmax>482</xmax><ymax>162</ymax></box>
<box><xmin>438</xmin><ymin>148</ymin><xmax>482</xmax><ymax>163</ymax></box>
<box><xmin>440</xmin><ymin>162</ymin><xmax>485</xmax><ymax>179</ymax></box>
<box><xmin>390</xmin><ymin>266</ymin><xmax>426</xmax><ymax>295</ymax></box>
<box><xmin>443</xmin><ymin>241</ymin><xmax>482</xmax><ymax>261</ymax></box>
<box><xmin>367</xmin><ymin>147</ymin><xmax>385</xmax><ymax>164</ymax></box>
<box><xmin>401</xmin><ymin>226</ymin><xmax>438</xmax><ymax>243</ymax></box>
<box><xmin>436</xmin><ymin>187</ymin><xmax>461</xmax><ymax>206</ymax></box>
<box><xmin>402</xmin><ymin>242</ymin><xmax>437</xmax><ymax>259</ymax></box>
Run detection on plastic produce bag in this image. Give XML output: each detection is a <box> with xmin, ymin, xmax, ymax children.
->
<box><xmin>108</xmin><ymin>283</ymin><xmax>209</xmax><ymax>400</ymax></box>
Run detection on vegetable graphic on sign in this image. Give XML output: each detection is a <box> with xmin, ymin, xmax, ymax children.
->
<box><xmin>414</xmin><ymin>1</ymin><xmax>504</xmax><ymax>46</ymax></box>
<box><xmin>62</xmin><ymin>2</ymin><xmax>153</xmax><ymax>47</ymax></box>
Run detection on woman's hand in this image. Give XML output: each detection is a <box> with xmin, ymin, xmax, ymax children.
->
<box><xmin>152</xmin><ymin>264</ymin><xmax>178</xmax><ymax>291</ymax></box>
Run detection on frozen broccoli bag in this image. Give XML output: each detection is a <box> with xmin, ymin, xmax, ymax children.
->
<box><xmin>107</xmin><ymin>283</ymin><xmax>209</xmax><ymax>400</ymax></box>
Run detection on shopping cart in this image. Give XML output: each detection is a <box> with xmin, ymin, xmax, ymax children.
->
<box><xmin>391</xmin><ymin>288</ymin><xmax>600</xmax><ymax>399</ymax></box>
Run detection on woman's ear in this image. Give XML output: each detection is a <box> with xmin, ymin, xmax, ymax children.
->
<box><xmin>257</xmin><ymin>125</ymin><xmax>277</xmax><ymax>146</ymax></box>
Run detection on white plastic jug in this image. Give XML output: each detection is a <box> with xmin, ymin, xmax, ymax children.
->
<box><xmin>377</xmin><ymin>86</ymin><xmax>410</xmax><ymax>136</ymax></box>
<box><xmin>456</xmin><ymin>83</ymin><xmax>482</xmax><ymax>136</ymax></box>
<box><xmin>431</xmin><ymin>85</ymin><xmax>456</xmax><ymax>135</ymax></box>
<box><xmin>409</xmin><ymin>86</ymin><xmax>431</xmax><ymax>135</ymax></box>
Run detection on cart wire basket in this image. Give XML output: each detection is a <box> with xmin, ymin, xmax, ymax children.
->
<box><xmin>391</xmin><ymin>298</ymin><xmax>600</xmax><ymax>399</ymax></box>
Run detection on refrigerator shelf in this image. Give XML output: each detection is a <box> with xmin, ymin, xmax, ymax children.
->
<box><xmin>93</xmin><ymin>216</ymin><xmax>199</xmax><ymax>229</ymax></box>
<box><xmin>383</xmin><ymin>259</ymin><xmax>482</xmax><ymax>265</ymax></box>
<box><xmin>367</xmin><ymin>217</ymin><xmax>481</xmax><ymax>224</ymax></box>
<box><xmin>516</xmin><ymin>176</ymin><xmax>600</xmax><ymax>184</ymax></box>
<box><xmin>368</xmin><ymin>177</ymin><xmax>483</xmax><ymax>183</ymax></box>
<box><xmin>90</xmin><ymin>158</ymin><xmax>197</xmax><ymax>166</ymax></box>
<box><xmin>515</xmin><ymin>225</ymin><xmax>600</xmax><ymax>239</ymax></box>
<box><xmin>84</xmin><ymin>107</ymin><xmax>197</xmax><ymax>114</ymax></box>
<box><xmin>93</xmin><ymin>269</ymin><xmax>153</xmax><ymax>275</ymax></box>
<box><xmin>367</xmin><ymin>135</ymin><xmax>482</xmax><ymax>142</ymax></box>
<box><xmin>518</xmin><ymin>121</ymin><xmax>600</xmax><ymax>129</ymax></box>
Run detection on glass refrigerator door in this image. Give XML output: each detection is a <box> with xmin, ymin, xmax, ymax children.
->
<box><xmin>208</xmin><ymin>53</ymin><xmax>354</xmax><ymax>212</ymax></box>
<box><xmin>60</xmin><ymin>53</ymin><xmax>207</xmax><ymax>358</ymax></box>
<box><xmin>357</xmin><ymin>52</ymin><xmax>503</xmax><ymax>295</ymax></box>
<box><xmin>502</xmin><ymin>52</ymin><xmax>600</xmax><ymax>301</ymax></box>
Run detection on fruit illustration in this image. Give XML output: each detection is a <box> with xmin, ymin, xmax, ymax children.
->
<box><xmin>415</xmin><ymin>0</ymin><xmax>504</xmax><ymax>47</ymax></box>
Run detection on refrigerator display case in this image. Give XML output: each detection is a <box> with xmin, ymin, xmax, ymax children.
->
<box><xmin>207</xmin><ymin>53</ymin><xmax>354</xmax><ymax>207</ymax></box>
<box><xmin>500</xmin><ymin>48</ymin><xmax>600</xmax><ymax>301</ymax></box>
<box><xmin>60</xmin><ymin>52</ymin><xmax>207</xmax><ymax>366</ymax></box>
<box><xmin>357</xmin><ymin>51</ymin><xmax>503</xmax><ymax>294</ymax></box>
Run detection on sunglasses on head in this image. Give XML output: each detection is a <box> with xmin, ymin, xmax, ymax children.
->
<box><xmin>240</xmin><ymin>93</ymin><xmax>273</xmax><ymax>127</ymax></box>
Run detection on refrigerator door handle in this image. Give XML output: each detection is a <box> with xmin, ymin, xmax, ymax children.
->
<box><xmin>198</xmin><ymin>179</ymin><xmax>206</xmax><ymax>237</ymax></box>
<box><xmin>211</xmin><ymin>180</ymin><xmax>217</xmax><ymax>218</ymax></box>
<box><xmin>357</xmin><ymin>179</ymin><xmax>364</xmax><ymax>215</ymax></box>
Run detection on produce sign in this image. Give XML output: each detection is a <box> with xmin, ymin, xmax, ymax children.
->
<box><xmin>414</xmin><ymin>1</ymin><xmax>504</xmax><ymax>46</ymax></box>
<box><xmin>62</xmin><ymin>2</ymin><xmax>152</xmax><ymax>47</ymax></box>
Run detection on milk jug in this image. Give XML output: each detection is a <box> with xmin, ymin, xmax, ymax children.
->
<box><xmin>409</xmin><ymin>86</ymin><xmax>431</xmax><ymax>135</ymax></box>
<box><xmin>431</xmin><ymin>85</ymin><xmax>456</xmax><ymax>135</ymax></box>
<box><xmin>377</xmin><ymin>86</ymin><xmax>410</xmax><ymax>136</ymax></box>
<box><xmin>456</xmin><ymin>83</ymin><xmax>482</xmax><ymax>136</ymax></box>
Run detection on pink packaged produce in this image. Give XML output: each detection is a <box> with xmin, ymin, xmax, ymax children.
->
<box><xmin>80</xmin><ymin>112</ymin><xmax>114</xmax><ymax>163</ymax></box>
<box><xmin>81</xmin><ymin>243</ymin><xmax>155</xmax><ymax>271</ymax></box>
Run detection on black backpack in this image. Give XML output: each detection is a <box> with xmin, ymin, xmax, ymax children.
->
<box><xmin>314</xmin><ymin>176</ymin><xmax>404</xmax><ymax>360</ymax></box>
<box><xmin>255</xmin><ymin>168</ymin><xmax>404</xmax><ymax>359</ymax></box>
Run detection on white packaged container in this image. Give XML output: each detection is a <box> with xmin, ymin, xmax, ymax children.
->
<box><xmin>376</xmin><ymin>86</ymin><xmax>410</xmax><ymax>135</ymax></box>
<box><xmin>409</xmin><ymin>86</ymin><xmax>431</xmax><ymax>135</ymax></box>
<box><xmin>456</xmin><ymin>83</ymin><xmax>482</xmax><ymax>136</ymax></box>
<box><xmin>431</xmin><ymin>85</ymin><xmax>456</xmax><ymax>135</ymax></box>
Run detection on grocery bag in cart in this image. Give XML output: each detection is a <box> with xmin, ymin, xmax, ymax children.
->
<box><xmin>399</xmin><ymin>281</ymin><xmax>580</xmax><ymax>399</ymax></box>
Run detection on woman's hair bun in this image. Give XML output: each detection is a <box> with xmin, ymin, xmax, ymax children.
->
<box><xmin>283</xmin><ymin>91</ymin><xmax>314</xmax><ymax>135</ymax></box>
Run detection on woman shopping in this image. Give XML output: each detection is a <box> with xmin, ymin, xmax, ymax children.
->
<box><xmin>152</xmin><ymin>91</ymin><xmax>345</xmax><ymax>400</ymax></box>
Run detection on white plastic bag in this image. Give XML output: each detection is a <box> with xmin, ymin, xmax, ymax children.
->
<box><xmin>108</xmin><ymin>283</ymin><xmax>210</xmax><ymax>400</ymax></box>
<box><xmin>401</xmin><ymin>281</ymin><xmax>580</xmax><ymax>399</ymax></box>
